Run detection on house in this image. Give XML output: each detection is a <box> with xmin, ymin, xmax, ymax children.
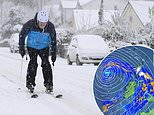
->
<box><xmin>59</xmin><ymin>0</ymin><xmax>125</xmax><ymax>31</ymax></box>
<box><xmin>73</xmin><ymin>9</ymin><xmax>114</xmax><ymax>31</ymax></box>
<box><xmin>81</xmin><ymin>0</ymin><xmax>100</xmax><ymax>10</ymax></box>
<box><xmin>121</xmin><ymin>1</ymin><xmax>154</xmax><ymax>31</ymax></box>
<box><xmin>78</xmin><ymin>0</ymin><xmax>92</xmax><ymax>6</ymax></box>
<box><xmin>82</xmin><ymin>0</ymin><xmax>127</xmax><ymax>12</ymax></box>
<box><xmin>73</xmin><ymin>10</ymin><xmax>99</xmax><ymax>31</ymax></box>
<box><xmin>103</xmin><ymin>0</ymin><xmax>128</xmax><ymax>12</ymax></box>
<box><xmin>59</xmin><ymin>0</ymin><xmax>81</xmax><ymax>26</ymax></box>
<box><xmin>59</xmin><ymin>0</ymin><xmax>102</xmax><ymax>26</ymax></box>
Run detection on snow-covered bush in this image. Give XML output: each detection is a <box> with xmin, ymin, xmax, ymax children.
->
<box><xmin>1</xmin><ymin>7</ymin><xmax>24</xmax><ymax>39</ymax></box>
<box><xmin>56</xmin><ymin>28</ymin><xmax>74</xmax><ymax>58</ymax></box>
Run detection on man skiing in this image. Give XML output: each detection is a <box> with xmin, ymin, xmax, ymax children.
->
<box><xmin>19</xmin><ymin>11</ymin><xmax>56</xmax><ymax>94</ymax></box>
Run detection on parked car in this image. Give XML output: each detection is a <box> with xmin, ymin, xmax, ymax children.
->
<box><xmin>67</xmin><ymin>35</ymin><xmax>110</xmax><ymax>65</ymax></box>
<box><xmin>56</xmin><ymin>28</ymin><xmax>73</xmax><ymax>58</ymax></box>
<box><xmin>57</xmin><ymin>42</ymin><xmax>69</xmax><ymax>58</ymax></box>
<box><xmin>9</xmin><ymin>33</ymin><xmax>19</xmax><ymax>53</ymax></box>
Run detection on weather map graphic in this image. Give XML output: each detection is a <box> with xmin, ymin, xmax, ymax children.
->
<box><xmin>93</xmin><ymin>46</ymin><xmax>154</xmax><ymax>115</ymax></box>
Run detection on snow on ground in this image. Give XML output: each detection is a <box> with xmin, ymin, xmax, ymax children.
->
<box><xmin>0</xmin><ymin>47</ymin><xmax>102</xmax><ymax>115</ymax></box>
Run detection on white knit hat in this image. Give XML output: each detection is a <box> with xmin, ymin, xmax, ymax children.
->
<box><xmin>37</xmin><ymin>11</ymin><xmax>49</xmax><ymax>22</ymax></box>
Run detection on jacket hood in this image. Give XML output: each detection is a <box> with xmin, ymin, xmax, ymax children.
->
<box><xmin>34</xmin><ymin>12</ymin><xmax>38</xmax><ymax>22</ymax></box>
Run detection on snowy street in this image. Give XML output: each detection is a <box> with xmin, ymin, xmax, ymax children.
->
<box><xmin>0</xmin><ymin>47</ymin><xmax>102</xmax><ymax>115</ymax></box>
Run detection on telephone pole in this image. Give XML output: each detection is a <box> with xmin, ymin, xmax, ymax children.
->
<box><xmin>41</xmin><ymin>0</ymin><xmax>43</xmax><ymax>10</ymax></box>
<box><xmin>0</xmin><ymin>1</ymin><xmax>3</xmax><ymax>27</ymax></box>
<box><xmin>98</xmin><ymin>0</ymin><xmax>103</xmax><ymax>25</ymax></box>
<box><xmin>152</xmin><ymin>9</ymin><xmax>154</xmax><ymax>33</ymax></box>
<box><xmin>149</xmin><ymin>6</ymin><xmax>154</xmax><ymax>33</ymax></box>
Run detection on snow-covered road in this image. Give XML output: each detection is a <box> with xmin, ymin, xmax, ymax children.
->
<box><xmin>0</xmin><ymin>48</ymin><xmax>102</xmax><ymax>115</ymax></box>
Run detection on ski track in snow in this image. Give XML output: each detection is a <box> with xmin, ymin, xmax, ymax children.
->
<box><xmin>0</xmin><ymin>48</ymin><xmax>102</xmax><ymax>115</ymax></box>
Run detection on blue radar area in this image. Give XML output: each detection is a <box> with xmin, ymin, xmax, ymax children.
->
<box><xmin>93</xmin><ymin>46</ymin><xmax>154</xmax><ymax>115</ymax></box>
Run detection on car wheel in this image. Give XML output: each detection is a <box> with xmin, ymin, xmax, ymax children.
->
<box><xmin>76</xmin><ymin>56</ymin><xmax>83</xmax><ymax>66</ymax></box>
<box><xmin>10</xmin><ymin>49</ymin><xmax>13</xmax><ymax>53</ymax></box>
<box><xmin>67</xmin><ymin>55</ymin><xmax>72</xmax><ymax>65</ymax></box>
<box><xmin>94</xmin><ymin>63</ymin><xmax>99</xmax><ymax>66</ymax></box>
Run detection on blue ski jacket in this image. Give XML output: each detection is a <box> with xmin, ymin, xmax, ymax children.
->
<box><xmin>19</xmin><ymin>13</ymin><xmax>56</xmax><ymax>51</ymax></box>
<box><xmin>27</xmin><ymin>31</ymin><xmax>51</xmax><ymax>50</ymax></box>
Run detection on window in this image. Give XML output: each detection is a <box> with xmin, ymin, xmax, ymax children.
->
<box><xmin>129</xmin><ymin>16</ymin><xmax>132</xmax><ymax>23</ymax></box>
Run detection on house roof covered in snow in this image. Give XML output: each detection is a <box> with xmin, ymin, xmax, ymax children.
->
<box><xmin>61</xmin><ymin>0</ymin><xmax>78</xmax><ymax>9</ymax></box>
<box><xmin>60</xmin><ymin>0</ymin><xmax>93</xmax><ymax>8</ymax></box>
<box><xmin>104</xmin><ymin>0</ymin><xmax>128</xmax><ymax>12</ymax></box>
<box><xmin>123</xmin><ymin>1</ymin><xmax>154</xmax><ymax>25</ymax></box>
<box><xmin>79</xmin><ymin>0</ymin><xmax>92</xmax><ymax>6</ymax></box>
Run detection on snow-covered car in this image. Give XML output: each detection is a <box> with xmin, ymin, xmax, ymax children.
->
<box><xmin>58</xmin><ymin>43</ymin><xmax>69</xmax><ymax>58</ymax></box>
<box><xmin>67</xmin><ymin>35</ymin><xmax>110</xmax><ymax>65</ymax></box>
<box><xmin>9</xmin><ymin>33</ymin><xmax>19</xmax><ymax>53</ymax></box>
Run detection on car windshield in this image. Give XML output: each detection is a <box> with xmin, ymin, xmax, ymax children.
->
<box><xmin>77</xmin><ymin>35</ymin><xmax>107</xmax><ymax>50</ymax></box>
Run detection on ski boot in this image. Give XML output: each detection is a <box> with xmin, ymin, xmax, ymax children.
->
<box><xmin>45</xmin><ymin>85</ymin><xmax>53</xmax><ymax>94</ymax></box>
<box><xmin>26</xmin><ymin>84</ymin><xmax>34</xmax><ymax>93</ymax></box>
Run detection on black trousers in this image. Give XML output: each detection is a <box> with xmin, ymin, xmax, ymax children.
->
<box><xmin>26</xmin><ymin>47</ymin><xmax>53</xmax><ymax>88</ymax></box>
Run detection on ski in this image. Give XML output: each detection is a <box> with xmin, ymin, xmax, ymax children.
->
<box><xmin>29</xmin><ymin>90</ymin><xmax>38</xmax><ymax>98</ymax></box>
<box><xmin>31</xmin><ymin>93</ymin><xmax>38</xmax><ymax>98</ymax></box>
<box><xmin>30</xmin><ymin>93</ymin><xmax>62</xmax><ymax>98</ymax></box>
<box><xmin>55</xmin><ymin>94</ymin><xmax>63</xmax><ymax>98</ymax></box>
<box><xmin>27</xmin><ymin>90</ymin><xmax>62</xmax><ymax>98</ymax></box>
<box><xmin>45</xmin><ymin>91</ymin><xmax>63</xmax><ymax>98</ymax></box>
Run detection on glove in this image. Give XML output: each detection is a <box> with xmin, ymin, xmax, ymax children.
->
<box><xmin>19</xmin><ymin>46</ymin><xmax>25</xmax><ymax>58</ymax></box>
<box><xmin>52</xmin><ymin>62</ymin><xmax>54</xmax><ymax>66</ymax></box>
<box><xmin>51</xmin><ymin>52</ymin><xmax>56</xmax><ymax>65</ymax></box>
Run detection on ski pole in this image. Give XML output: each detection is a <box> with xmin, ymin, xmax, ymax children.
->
<box><xmin>51</xmin><ymin>62</ymin><xmax>62</xmax><ymax>98</ymax></box>
<box><xmin>18</xmin><ymin>58</ymin><xmax>23</xmax><ymax>90</ymax></box>
<box><xmin>25</xmin><ymin>48</ymin><xmax>28</xmax><ymax>60</ymax></box>
<box><xmin>52</xmin><ymin>62</ymin><xmax>55</xmax><ymax>74</ymax></box>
